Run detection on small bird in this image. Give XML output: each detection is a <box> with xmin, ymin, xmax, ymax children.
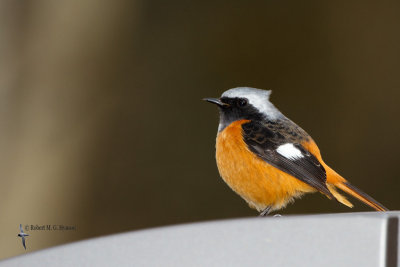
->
<box><xmin>204</xmin><ymin>87</ymin><xmax>388</xmax><ymax>216</ymax></box>
<box><xmin>18</xmin><ymin>224</ymin><xmax>29</xmax><ymax>249</ymax></box>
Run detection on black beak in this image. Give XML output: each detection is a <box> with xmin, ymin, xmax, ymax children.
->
<box><xmin>203</xmin><ymin>98</ymin><xmax>229</xmax><ymax>107</ymax></box>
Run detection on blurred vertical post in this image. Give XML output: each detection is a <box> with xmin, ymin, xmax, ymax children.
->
<box><xmin>0</xmin><ymin>0</ymin><xmax>142</xmax><ymax>258</ymax></box>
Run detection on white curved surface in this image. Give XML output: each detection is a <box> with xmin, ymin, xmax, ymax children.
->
<box><xmin>1</xmin><ymin>212</ymin><xmax>399</xmax><ymax>267</ymax></box>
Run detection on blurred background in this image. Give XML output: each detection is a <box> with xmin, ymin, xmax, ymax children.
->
<box><xmin>1</xmin><ymin>0</ymin><xmax>399</xmax><ymax>259</ymax></box>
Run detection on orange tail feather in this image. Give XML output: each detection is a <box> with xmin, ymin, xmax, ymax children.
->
<box><xmin>335</xmin><ymin>182</ymin><xmax>388</xmax><ymax>211</ymax></box>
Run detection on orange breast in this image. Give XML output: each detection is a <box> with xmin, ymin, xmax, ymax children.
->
<box><xmin>216</xmin><ymin>120</ymin><xmax>315</xmax><ymax>211</ymax></box>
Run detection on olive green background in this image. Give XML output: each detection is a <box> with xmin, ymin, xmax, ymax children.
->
<box><xmin>0</xmin><ymin>0</ymin><xmax>399</xmax><ymax>259</ymax></box>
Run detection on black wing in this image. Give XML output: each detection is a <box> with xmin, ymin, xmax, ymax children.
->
<box><xmin>242</xmin><ymin>121</ymin><xmax>333</xmax><ymax>198</ymax></box>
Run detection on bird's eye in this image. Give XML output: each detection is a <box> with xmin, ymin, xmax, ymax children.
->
<box><xmin>237</xmin><ymin>98</ymin><xmax>248</xmax><ymax>107</ymax></box>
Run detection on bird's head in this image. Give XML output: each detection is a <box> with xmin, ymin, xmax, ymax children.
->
<box><xmin>204</xmin><ymin>87</ymin><xmax>282</xmax><ymax>131</ymax></box>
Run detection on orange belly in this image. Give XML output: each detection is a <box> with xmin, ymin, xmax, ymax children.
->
<box><xmin>216</xmin><ymin>120</ymin><xmax>316</xmax><ymax>211</ymax></box>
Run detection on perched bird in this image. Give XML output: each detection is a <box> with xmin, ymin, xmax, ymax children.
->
<box><xmin>204</xmin><ymin>87</ymin><xmax>388</xmax><ymax>216</ymax></box>
<box><xmin>18</xmin><ymin>224</ymin><xmax>29</xmax><ymax>249</ymax></box>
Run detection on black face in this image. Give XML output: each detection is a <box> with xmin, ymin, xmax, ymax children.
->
<box><xmin>217</xmin><ymin>97</ymin><xmax>263</xmax><ymax>131</ymax></box>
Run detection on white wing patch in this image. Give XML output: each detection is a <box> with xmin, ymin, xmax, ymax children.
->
<box><xmin>276</xmin><ymin>143</ymin><xmax>304</xmax><ymax>160</ymax></box>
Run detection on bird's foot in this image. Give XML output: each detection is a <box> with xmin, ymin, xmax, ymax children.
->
<box><xmin>259</xmin><ymin>206</ymin><xmax>271</xmax><ymax>217</ymax></box>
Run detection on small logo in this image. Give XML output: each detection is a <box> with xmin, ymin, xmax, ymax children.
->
<box><xmin>17</xmin><ymin>224</ymin><xmax>29</xmax><ymax>250</ymax></box>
